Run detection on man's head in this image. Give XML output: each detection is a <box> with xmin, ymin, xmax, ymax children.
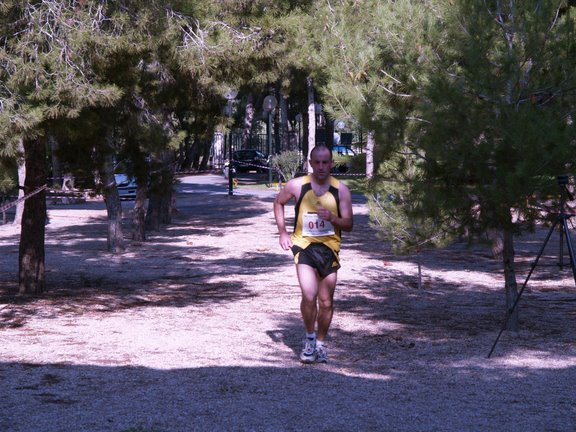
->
<box><xmin>309</xmin><ymin>145</ymin><xmax>332</xmax><ymax>180</ymax></box>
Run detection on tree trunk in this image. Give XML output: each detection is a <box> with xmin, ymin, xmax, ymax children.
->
<box><xmin>19</xmin><ymin>138</ymin><xmax>47</xmax><ymax>294</ymax></box>
<box><xmin>102</xmin><ymin>154</ymin><xmax>125</xmax><ymax>253</ymax></box>
<box><xmin>325</xmin><ymin>117</ymin><xmax>334</xmax><ymax>148</ymax></box>
<box><xmin>48</xmin><ymin>134</ymin><xmax>61</xmax><ymax>188</ymax></box>
<box><xmin>241</xmin><ymin>93</ymin><xmax>254</xmax><ymax>149</ymax></box>
<box><xmin>366</xmin><ymin>129</ymin><xmax>375</xmax><ymax>179</ymax></box>
<box><xmin>199</xmin><ymin>140</ymin><xmax>211</xmax><ymax>171</ymax></box>
<box><xmin>145</xmin><ymin>151</ymin><xmax>174</xmax><ymax>230</ymax></box>
<box><xmin>279</xmin><ymin>93</ymin><xmax>290</xmax><ymax>153</ymax></box>
<box><xmin>160</xmin><ymin>186</ymin><xmax>173</xmax><ymax>225</ymax></box>
<box><xmin>132</xmin><ymin>183</ymin><xmax>147</xmax><ymax>241</ymax></box>
<box><xmin>160</xmin><ymin>150</ymin><xmax>175</xmax><ymax>225</ymax></box>
<box><xmin>502</xmin><ymin>228</ymin><xmax>519</xmax><ymax>331</ymax></box>
<box><xmin>302</xmin><ymin>112</ymin><xmax>309</xmax><ymax>166</ymax></box>
<box><xmin>487</xmin><ymin>228</ymin><xmax>504</xmax><ymax>260</ymax></box>
<box><xmin>179</xmin><ymin>137</ymin><xmax>193</xmax><ymax>171</ymax></box>
<box><xmin>145</xmin><ymin>193</ymin><xmax>162</xmax><ymax>232</ymax></box>
<box><xmin>306</xmin><ymin>76</ymin><xmax>316</xmax><ymax>173</ymax></box>
<box><xmin>14</xmin><ymin>138</ymin><xmax>25</xmax><ymax>225</ymax></box>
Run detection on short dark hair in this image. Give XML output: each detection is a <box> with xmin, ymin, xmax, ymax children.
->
<box><xmin>310</xmin><ymin>145</ymin><xmax>332</xmax><ymax>161</ymax></box>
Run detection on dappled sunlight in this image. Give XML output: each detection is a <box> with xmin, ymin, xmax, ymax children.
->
<box><xmin>384</xmin><ymin>259</ymin><xmax>503</xmax><ymax>290</ymax></box>
<box><xmin>329</xmin><ymin>369</ymin><xmax>394</xmax><ymax>380</ymax></box>
<box><xmin>498</xmin><ymin>350</ymin><xmax>576</xmax><ymax>370</ymax></box>
<box><xmin>336</xmin><ymin>313</ymin><xmax>406</xmax><ymax>334</ymax></box>
<box><xmin>447</xmin><ymin>352</ymin><xmax>576</xmax><ymax>371</ymax></box>
<box><xmin>2</xmin><ymin>174</ymin><xmax>575</xmax><ymax>431</ymax></box>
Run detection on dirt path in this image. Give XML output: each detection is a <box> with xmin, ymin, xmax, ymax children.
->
<box><xmin>0</xmin><ymin>173</ymin><xmax>575</xmax><ymax>431</ymax></box>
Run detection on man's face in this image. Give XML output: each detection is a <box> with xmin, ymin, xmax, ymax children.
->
<box><xmin>310</xmin><ymin>148</ymin><xmax>332</xmax><ymax>180</ymax></box>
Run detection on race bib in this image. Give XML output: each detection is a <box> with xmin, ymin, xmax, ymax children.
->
<box><xmin>302</xmin><ymin>212</ymin><xmax>335</xmax><ymax>237</ymax></box>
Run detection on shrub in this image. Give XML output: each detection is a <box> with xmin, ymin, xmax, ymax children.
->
<box><xmin>270</xmin><ymin>150</ymin><xmax>302</xmax><ymax>182</ymax></box>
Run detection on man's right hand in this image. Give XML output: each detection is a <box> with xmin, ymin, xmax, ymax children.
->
<box><xmin>278</xmin><ymin>231</ymin><xmax>293</xmax><ymax>250</ymax></box>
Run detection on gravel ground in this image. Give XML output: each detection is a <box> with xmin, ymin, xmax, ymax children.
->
<box><xmin>0</xmin><ymin>173</ymin><xmax>575</xmax><ymax>432</ymax></box>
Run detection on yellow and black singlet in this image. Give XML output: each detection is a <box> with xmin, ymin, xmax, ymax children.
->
<box><xmin>291</xmin><ymin>175</ymin><xmax>342</xmax><ymax>257</ymax></box>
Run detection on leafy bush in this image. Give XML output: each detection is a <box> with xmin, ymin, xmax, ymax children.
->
<box><xmin>270</xmin><ymin>150</ymin><xmax>302</xmax><ymax>182</ymax></box>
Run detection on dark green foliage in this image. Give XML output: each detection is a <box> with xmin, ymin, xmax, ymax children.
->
<box><xmin>271</xmin><ymin>149</ymin><xmax>302</xmax><ymax>181</ymax></box>
<box><xmin>413</xmin><ymin>1</ymin><xmax>576</xmax><ymax>234</ymax></box>
<box><xmin>0</xmin><ymin>157</ymin><xmax>17</xmax><ymax>194</ymax></box>
<box><xmin>368</xmin><ymin>149</ymin><xmax>453</xmax><ymax>255</ymax></box>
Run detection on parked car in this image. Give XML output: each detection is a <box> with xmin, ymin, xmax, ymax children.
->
<box><xmin>332</xmin><ymin>145</ymin><xmax>357</xmax><ymax>173</ymax></box>
<box><xmin>114</xmin><ymin>173</ymin><xmax>137</xmax><ymax>199</ymax></box>
<box><xmin>232</xmin><ymin>149</ymin><xmax>268</xmax><ymax>173</ymax></box>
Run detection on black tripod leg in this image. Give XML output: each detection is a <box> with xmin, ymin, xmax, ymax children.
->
<box><xmin>559</xmin><ymin>217</ymin><xmax>565</xmax><ymax>268</ymax></box>
<box><xmin>487</xmin><ymin>218</ymin><xmax>560</xmax><ymax>358</ymax></box>
<box><xmin>561</xmin><ymin>216</ymin><xmax>576</xmax><ymax>285</ymax></box>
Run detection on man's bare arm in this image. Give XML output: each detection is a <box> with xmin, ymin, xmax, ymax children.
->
<box><xmin>317</xmin><ymin>182</ymin><xmax>353</xmax><ymax>232</ymax></box>
<box><xmin>336</xmin><ymin>182</ymin><xmax>353</xmax><ymax>232</ymax></box>
<box><xmin>273</xmin><ymin>181</ymin><xmax>298</xmax><ymax>250</ymax></box>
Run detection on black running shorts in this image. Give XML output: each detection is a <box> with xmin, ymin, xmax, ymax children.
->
<box><xmin>291</xmin><ymin>243</ymin><xmax>341</xmax><ymax>279</ymax></box>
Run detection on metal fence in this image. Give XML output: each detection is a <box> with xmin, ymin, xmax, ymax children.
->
<box><xmin>212</xmin><ymin>131</ymin><xmax>302</xmax><ymax>170</ymax></box>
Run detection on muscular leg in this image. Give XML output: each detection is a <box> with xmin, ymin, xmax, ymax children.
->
<box><xmin>296</xmin><ymin>264</ymin><xmax>337</xmax><ymax>339</ymax></box>
<box><xmin>295</xmin><ymin>264</ymin><xmax>319</xmax><ymax>334</ymax></box>
<box><xmin>316</xmin><ymin>271</ymin><xmax>337</xmax><ymax>341</ymax></box>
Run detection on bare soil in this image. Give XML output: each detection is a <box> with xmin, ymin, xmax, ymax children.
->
<box><xmin>0</xmin><ymin>173</ymin><xmax>575</xmax><ymax>432</ymax></box>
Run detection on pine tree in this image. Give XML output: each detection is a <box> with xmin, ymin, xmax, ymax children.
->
<box><xmin>309</xmin><ymin>0</ymin><xmax>426</xmax><ymax>174</ymax></box>
<box><xmin>368</xmin><ymin>148</ymin><xmax>453</xmax><ymax>289</ymax></box>
<box><xmin>411</xmin><ymin>1</ymin><xmax>576</xmax><ymax>329</ymax></box>
<box><xmin>0</xmin><ymin>1</ymin><xmax>125</xmax><ymax>293</ymax></box>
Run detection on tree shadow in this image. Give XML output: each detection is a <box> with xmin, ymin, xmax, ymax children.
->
<box><xmin>1</xmin><ymin>178</ymin><xmax>575</xmax><ymax>431</ymax></box>
<box><xmin>0</xmin><ymin>176</ymin><xmax>288</xmax><ymax>324</ymax></box>
<box><xmin>1</xmin><ymin>357</ymin><xmax>574</xmax><ymax>431</ymax></box>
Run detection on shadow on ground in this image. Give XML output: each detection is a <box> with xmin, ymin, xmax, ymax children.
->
<box><xmin>1</xmin><ymin>359</ymin><xmax>574</xmax><ymax>432</ymax></box>
<box><xmin>1</xmin><ymin>174</ymin><xmax>575</xmax><ymax>431</ymax></box>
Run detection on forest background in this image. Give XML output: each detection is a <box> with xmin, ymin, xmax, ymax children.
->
<box><xmin>1</xmin><ymin>0</ymin><xmax>576</xmax><ymax>336</ymax></box>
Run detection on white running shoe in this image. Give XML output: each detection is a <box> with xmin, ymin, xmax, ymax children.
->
<box><xmin>316</xmin><ymin>344</ymin><xmax>328</xmax><ymax>363</ymax></box>
<box><xmin>299</xmin><ymin>339</ymin><xmax>317</xmax><ymax>363</ymax></box>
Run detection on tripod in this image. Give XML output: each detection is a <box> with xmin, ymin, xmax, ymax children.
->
<box><xmin>487</xmin><ymin>176</ymin><xmax>576</xmax><ymax>358</ymax></box>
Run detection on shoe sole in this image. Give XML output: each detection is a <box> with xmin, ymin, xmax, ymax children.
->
<box><xmin>300</xmin><ymin>352</ymin><xmax>317</xmax><ymax>363</ymax></box>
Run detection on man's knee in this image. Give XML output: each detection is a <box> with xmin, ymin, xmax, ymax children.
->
<box><xmin>301</xmin><ymin>295</ymin><xmax>317</xmax><ymax>306</ymax></box>
<box><xmin>318</xmin><ymin>297</ymin><xmax>334</xmax><ymax>310</ymax></box>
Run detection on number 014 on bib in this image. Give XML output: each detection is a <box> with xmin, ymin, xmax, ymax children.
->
<box><xmin>302</xmin><ymin>213</ymin><xmax>335</xmax><ymax>237</ymax></box>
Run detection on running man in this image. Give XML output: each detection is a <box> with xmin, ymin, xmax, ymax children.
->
<box><xmin>273</xmin><ymin>145</ymin><xmax>354</xmax><ymax>363</ymax></box>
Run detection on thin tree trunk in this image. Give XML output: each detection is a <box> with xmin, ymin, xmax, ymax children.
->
<box><xmin>279</xmin><ymin>93</ymin><xmax>289</xmax><ymax>153</ymax></box>
<box><xmin>102</xmin><ymin>153</ymin><xmax>125</xmax><ymax>253</ymax></box>
<box><xmin>179</xmin><ymin>137</ymin><xmax>193</xmax><ymax>171</ymax></box>
<box><xmin>19</xmin><ymin>137</ymin><xmax>47</xmax><ymax>294</ymax></box>
<box><xmin>502</xmin><ymin>228</ymin><xmax>519</xmax><ymax>331</ymax></box>
<box><xmin>132</xmin><ymin>183</ymin><xmax>147</xmax><ymax>241</ymax></box>
<box><xmin>199</xmin><ymin>140</ymin><xmax>211</xmax><ymax>171</ymax></box>
<box><xmin>416</xmin><ymin>250</ymin><xmax>422</xmax><ymax>290</ymax></box>
<box><xmin>160</xmin><ymin>150</ymin><xmax>175</xmax><ymax>225</ymax></box>
<box><xmin>242</xmin><ymin>93</ymin><xmax>254</xmax><ymax>149</ymax></box>
<box><xmin>487</xmin><ymin>228</ymin><xmax>504</xmax><ymax>260</ymax></box>
<box><xmin>366</xmin><ymin>129</ymin><xmax>375</xmax><ymax>179</ymax></box>
<box><xmin>145</xmin><ymin>193</ymin><xmax>162</xmax><ymax>232</ymax></box>
<box><xmin>302</xmin><ymin>113</ymin><xmax>309</xmax><ymax>167</ymax></box>
<box><xmin>145</xmin><ymin>151</ymin><xmax>174</xmax><ymax>230</ymax></box>
<box><xmin>48</xmin><ymin>134</ymin><xmax>61</xmax><ymax>188</ymax></box>
<box><xmin>306</xmin><ymin>76</ymin><xmax>316</xmax><ymax>173</ymax></box>
<box><xmin>14</xmin><ymin>138</ymin><xmax>25</xmax><ymax>225</ymax></box>
<box><xmin>160</xmin><ymin>186</ymin><xmax>172</xmax><ymax>225</ymax></box>
<box><xmin>325</xmin><ymin>116</ymin><xmax>334</xmax><ymax>148</ymax></box>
